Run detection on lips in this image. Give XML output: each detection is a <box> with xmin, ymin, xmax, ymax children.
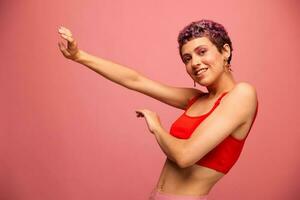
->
<box><xmin>195</xmin><ymin>68</ymin><xmax>208</xmax><ymax>76</ymax></box>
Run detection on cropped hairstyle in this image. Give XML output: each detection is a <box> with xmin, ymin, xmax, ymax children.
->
<box><xmin>177</xmin><ymin>19</ymin><xmax>233</xmax><ymax>64</ymax></box>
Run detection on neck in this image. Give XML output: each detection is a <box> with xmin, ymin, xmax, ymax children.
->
<box><xmin>206</xmin><ymin>71</ymin><xmax>236</xmax><ymax>98</ymax></box>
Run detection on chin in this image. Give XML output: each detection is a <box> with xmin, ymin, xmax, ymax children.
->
<box><xmin>195</xmin><ymin>77</ymin><xmax>212</xmax><ymax>87</ymax></box>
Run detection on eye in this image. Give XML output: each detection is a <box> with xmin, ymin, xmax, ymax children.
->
<box><xmin>197</xmin><ymin>49</ymin><xmax>206</xmax><ymax>55</ymax></box>
<box><xmin>183</xmin><ymin>56</ymin><xmax>191</xmax><ymax>64</ymax></box>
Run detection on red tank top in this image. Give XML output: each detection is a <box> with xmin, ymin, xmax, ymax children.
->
<box><xmin>169</xmin><ymin>91</ymin><xmax>258</xmax><ymax>174</ymax></box>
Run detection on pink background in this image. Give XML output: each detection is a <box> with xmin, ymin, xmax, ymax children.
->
<box><xmin>1</xmin><ymin>0</ymin><xmax>299</xmax><ymax>199</ymax></box>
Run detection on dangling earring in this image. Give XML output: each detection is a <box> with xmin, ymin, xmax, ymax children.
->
<box><xmin>193</xmin><ymin>80</ymin><xmax>196</xmax><ymax>87</ymax></box>
<box><xmin>224</xmin><ymin>58</ymin><xmax>233</xmax><ymax>72</ymax></box>
<box><xmin>227</xmin><ymin>62</ymin><xmax>233</xmax><ymax>72</ymax></box>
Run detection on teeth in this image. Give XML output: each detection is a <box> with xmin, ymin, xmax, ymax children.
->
<box><xmin>196</xmin><ymin>68</ymin><xmax>208</xmax><ymax>75</ymax></box>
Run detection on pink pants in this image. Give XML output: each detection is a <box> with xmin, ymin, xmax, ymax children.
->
<box><xmin>149</xmin><ymin>188</ymin><xmax>209</xmax><ymax>200</ymax></box>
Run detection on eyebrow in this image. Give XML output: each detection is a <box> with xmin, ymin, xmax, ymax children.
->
<box><xmin>182</xmin><ymin>45</ymin><xmax>208</xmax><ymax>57</ymax></box>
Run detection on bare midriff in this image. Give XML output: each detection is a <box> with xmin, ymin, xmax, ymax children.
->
<box><xmin>155</xmin><ymin>158</ymin><xmax>225</xmax><ymax>196</ymax></box>
<box><xmin>153</xmin><ymin>89</ymin><xmax>257</xmax><ymax>196</ymax></box>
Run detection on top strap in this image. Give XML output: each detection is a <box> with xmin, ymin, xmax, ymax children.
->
<box><xmin>186</xmin><ymin>91</ymin><xmax>230</xmax><ymax>110</ymax></box>
<box><xmin>186</xmin><ymin>93</ymin><xmax>207</xmax><ymax>109</ymax></box>
<box><xmin>217</xmin><ymin>91</ymin><xmax>229</xmax><ymax>101</ymax></box>
<box><xmin>214</xmin><ymin>91</ymin><xmax>230</xmax><ymax>105</ymax></box>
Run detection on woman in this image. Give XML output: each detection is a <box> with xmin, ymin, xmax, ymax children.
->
<box><xmin>58</xmin><ymin>19</ymin><xmax>258</xmax><ymax>200</ymax></box>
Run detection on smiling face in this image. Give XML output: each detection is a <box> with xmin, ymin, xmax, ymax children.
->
<box><xmin>180</xmin><ymin>36</ymin><xmax>230</xmax><ymax>86</ymax></box>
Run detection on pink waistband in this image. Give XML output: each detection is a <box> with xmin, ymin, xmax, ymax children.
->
<box><xmin>149</xmin><ymin>188</ymin><xmax>209</xmax><ymax>200</ymax></box>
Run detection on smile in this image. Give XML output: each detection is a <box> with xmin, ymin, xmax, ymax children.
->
<box><xmin>195</xmin><ymin>68</ymin><xmax>208</xmax><ymax>76</ymax></box>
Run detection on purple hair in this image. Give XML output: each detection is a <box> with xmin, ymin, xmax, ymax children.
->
<box><xmin>178</xmin><ymin>19</ymin><xmax>233</xmax><ymax>64</ymax></box>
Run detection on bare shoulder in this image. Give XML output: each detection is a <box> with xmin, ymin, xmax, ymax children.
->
<box><xmin>225</xmin><ymin>82</ymin><xmax>258</xmax><ymax>118</ymax></box>
<box><xmin>233</xmin><ymin>82</ymin><xmax>257</xmax><ymax>98</ymax></box>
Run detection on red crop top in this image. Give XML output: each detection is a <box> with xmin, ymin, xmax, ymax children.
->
<box><xmin>169</xmin><ymin>91</ymin><xmax>258</xmax><ymax>174</ymax></box>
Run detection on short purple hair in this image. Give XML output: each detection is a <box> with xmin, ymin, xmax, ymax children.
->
<box><xmin>178</xmin><ymin>19</ymin><xmax>233</xmax><ymax>64</ymax></box>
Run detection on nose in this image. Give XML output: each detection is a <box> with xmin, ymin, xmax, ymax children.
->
<box><xmin>191</xmin><ymin>55</ymin><xmax>201</xmax><ymax>69</ymax></box>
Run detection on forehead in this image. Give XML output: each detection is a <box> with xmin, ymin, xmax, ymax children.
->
<box><xmin>181</xmin><ymin>37</ymin><xmax>213</xmax><ymax>56</ymax></box>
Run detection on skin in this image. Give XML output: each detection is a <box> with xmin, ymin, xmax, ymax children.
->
<box><xmin>135</xmin><ymin>37</ymin><xmax>257</xmax><ymax>196</ymax></box>
<box><xmin>180</xmin><ymin>37</ymin><xmax>234</xmax><ymax>97</ymax></box>
<box><xmin>58</xmin><ymin>26</ymin><xmax>258</xmax><ymax>196</ymax></box>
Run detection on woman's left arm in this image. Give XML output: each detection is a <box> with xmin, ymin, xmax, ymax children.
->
<box><xmin>135</xmin><ymin>109</ymin><xmax>186</xmax><ymax>165</ymax></box>
<box><xmin>181</xmin><ymin>83</ymin><xmax>257</xmax><ymax>168</ymax></box>
<box><xmin>136</xmin><ymin>83</ymin><xmax>257</xmax><ymax>168</ymax></box>
<box><xmin>153</xmin><ymin>126</ymin><xmax>187</xmax><ymax>165</ymax></box>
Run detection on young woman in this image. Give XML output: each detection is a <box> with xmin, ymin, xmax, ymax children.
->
<box><xmin>58</xmin><ymin>19</ymin><xmax>258</xmax><ymax>200</ymax></box>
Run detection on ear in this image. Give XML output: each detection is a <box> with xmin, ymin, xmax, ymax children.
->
<box><xmin>222</xmin><ymin>43</ymin><xmax>231</xmax><ymax>59</ymax></box>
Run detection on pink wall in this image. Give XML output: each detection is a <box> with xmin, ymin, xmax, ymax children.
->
<box><xmin>1</xmin><ymin>0</ymin><xmax>299</xmax><ymax>199</ymax></box>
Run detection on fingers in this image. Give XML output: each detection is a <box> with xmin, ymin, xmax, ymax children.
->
<box><xmin>58</xmin><ymin>26</ymin><xmax>75</xmax><ymax>44</ymax></box>
<box><xmin>58</xmin><ymin>26</ymin><xmax>72</xmax><ymax>37</ymax></box>
<box><xmin>136</xmin><ymin>109</ymin><xmax>149</xmax><ymax>118</ymax></box>
<box><xmin>135</xmin><ymin>110</ymin><xmax>144</xmax><ymax>117</ymax></box>
<box><xmin>58</xmin><ymin>41</ymin><xmax>71</xmax><ymax>57</ymax></box>
<box><xmin>59</xmin><ymin>32</ymin><xmax>74</xmax><ymax>43</ymax></box>
<box><xmin>63</xmin><ymin>34</ymin><xmax>75</xmax><ymax>44</ymax></box>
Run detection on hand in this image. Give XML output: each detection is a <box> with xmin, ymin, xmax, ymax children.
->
<box><xmin>58</xmin><ymin>26</ymin><xmax>80</xmax><ymax>61</ymax></box>
<box><xmin>135</xmin><ymin>109</ymin><xmax>162</xmax><ymax>134</ymax></box>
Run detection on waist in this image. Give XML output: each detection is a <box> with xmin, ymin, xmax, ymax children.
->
<box><xmin>157</xmin><ymin>159</ymin><xmax>224</xmax><ymax>196</ymax></box>
<box><xmin>151</xmin><ymin>186</ymin><xmax>209</xmax><ymax>199</ymax></box>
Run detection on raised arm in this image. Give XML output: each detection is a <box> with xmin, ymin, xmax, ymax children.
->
<box><xmin>58</xmin><ymin>26</ymin><xmax>204</xmax><ymax>109</ymax></box>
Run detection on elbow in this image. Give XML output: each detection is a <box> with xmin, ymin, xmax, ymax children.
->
<box><xmin>175</xmin><ymin>151</ymin><xmax>194</xmax><ymax>169</ymax></box>
<box><xmin>125</xmin><ymin>71</ymin><xmax>141</xmax><ymax>90</ymax></box>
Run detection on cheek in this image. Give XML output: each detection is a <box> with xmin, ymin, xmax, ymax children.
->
<box><xmin>203</xmin><ymin>53</ymin><xmax>221</xmax><ymax>67</ymax></box>
<box><xmin>202</xmin><ymin>59</ymin><xmax>212</xmax><ymax>66</ymax></box>
<box><xmin>186</xmin><ymin>66</ymin><xmax>192</xmax><ymax>74</ymax></box>
<box><xmin>186</xmin><ymin>65</ymin><xmax>195</xmax><ymax>77</ymax></box>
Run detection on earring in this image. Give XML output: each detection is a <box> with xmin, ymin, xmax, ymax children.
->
<box><xmin>224</xmin><ymin>58</ymin><xmax>233</xmax><ymax>72</ymax></box>
<box><xmin>193</xmin><ymin>80</ymin><xmax>196</xmax><ymax>87</ymax></box>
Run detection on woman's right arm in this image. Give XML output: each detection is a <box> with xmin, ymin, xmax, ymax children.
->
<box><xmin>58</xmin><ymin>26</ymin><xmax>204</xmax><ymax>109</ymax></box>
<box><xmin>75</xmin><ymin>50</ymin><xmax>140</xmax><ymax>88</ymax></box>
